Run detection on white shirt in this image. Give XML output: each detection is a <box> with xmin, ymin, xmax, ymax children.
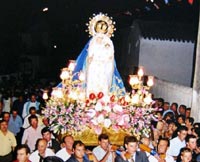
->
<box><xmin>147</xmin><ymin>152</ymin><xmax>175</xmax><ymax>162</ymax></box>
<box><xmin>92</xmin><ymin>145</ymin><xmax>113</xmax><ymax>162</ymax></box>
<box><xmin>29</xmin><ymin>148</ymin><xmax>55</xmax><ymax>162</ymax></box>
<box><xmin>22</xmin><ymin>101</ymin><xmax>40</xmax><ymax>118</ymax></box>
<box><xmin>21</xmin><ymin>126</ymin><xmax>43</xmax><ymax>152</ymax></box>
<box><xmin>56</xmin><ymin>148</ymin><xmax>71</xmax><ymax>161</ymax></box>
<box><xmin>23</xmin><ymin>114</ymin><xmax>42</xmax><ymax>129</ymax></box>
<box><xmin>167</xmin><ymin>136</ymin><xmax>186</xmax><ymax>157</ymax></box>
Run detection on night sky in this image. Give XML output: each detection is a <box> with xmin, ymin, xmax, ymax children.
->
<box><xmin>0</xmin><ymin>0</ymin><xmax>199</xmax><ymax>76</ymax></box>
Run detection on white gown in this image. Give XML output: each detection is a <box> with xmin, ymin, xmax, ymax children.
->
<box><xmin>86</xmin><ymin>33</ymin><xmax>114</xmax><ymax>97</ymax></box>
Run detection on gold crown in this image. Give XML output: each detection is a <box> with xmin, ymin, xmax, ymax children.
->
<box><xmin>86</xmin><ymin>13</ymin><xmax>116</xmax><ymax>37</ymax></box>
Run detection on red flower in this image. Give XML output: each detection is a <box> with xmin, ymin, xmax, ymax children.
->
<box><xmin>97</xmin><ymin>92</ymin><xmax>104</xmax><ymax>99</ymax></box>
<box><xmin>89</xmin><ymin>93</ymin><xmax>96</xmax><ymax>100</ymax></box>
<box><xmin>119</xmin><ymin>97</ymin><xmax>125</xmax><ymax>105</ymax></box>
<box><xmin>110</xmin><ymin>95</ymin><xmax>115</xmax><ymax>102</ymax></box>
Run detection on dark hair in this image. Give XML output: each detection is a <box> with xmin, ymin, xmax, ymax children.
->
<box><xmin>158</xmin><ymin>137</ymin><xmax>170</xmax><ymax>147</ymax></box>
<box><xmin>193</xmin><ymin>128</ymin><xmax>200</xmax><ymax>138</ymax></box>
<box><xmin>41</xmin><ymin>127</ymin><xmax>51</xmax><ymax>135</ymax></box>
<box><xmin>197</xmin><ymin>138</ymin><xmax>200</xmax><ymax>147</ymax></box>
<box><xmin>185</xmin><ymin>134</ymin><xmax>197</xmax><ymax>143</ymax></box>
<box><xmin>98</xmin><ymin>134</ymin><xmax>109</xmax><ymax>141</ymax></box>
<box><xmin>28</xmin><ymin>114</ymin><xmax>38</xmax><ymax>124</ymax></box>
<box><xmin>124</xmin><ymin>136</ymin><xmax>138</xmax><ymax>145</ymax></box>
<box><xmin>193</xmin><ymin>123</ymin><xmax>200</xmax><ymax>128</ymax></box>
<box><xmin>176</xmin><ymin>114</ymin><xmax>185</xmax><ymax>122</ymax></box>
<box><xmin>171</xmin><ymin>102</ymin><xmax>178</xmax><ymax>109</ymax></box>
<box><xmin>16</xmin><ymin>144</ymin><xmax>30</xmax><ymax>154</ymax></box>
<box><xmin>72</xmin><ymin>140</ymin><xmax>85</xmax><ymax>149</ymax></box>
<box><xmin>0</xmin><ymin>119</ymin><xmax>7</xmax><ymax>124</ymax></box>
<box><xmin>180</xmin><ymin>147</ymin><xmax>192</xmax><ymax>156</ymax></box>
<box><xmin>43</xmin><ymin>156</ymin><xmax>64</xmax><ymax>162</ymax></box>
<box><xmin>186</xmin><ymin>117</ymin><xmax>194</xmax><ymax>125</ymax></box>
<box><xmin>3</xmin><ymin>112</ymin><xmax>10</xmax><ymax>117</ymax></box>
<box><xmin>29</xmin><ymin>106</ymin><xmax>36</xmax><ymax>114</ymax></box>
<box><xmin>177</xmin><ymin>125</ymin><xmax>188</xmax><ymax>132</ymax></box>
<box><xmin>186</xmin><ymin>108</ymin><xmax>191</xmax><ymax>111</ymax></box>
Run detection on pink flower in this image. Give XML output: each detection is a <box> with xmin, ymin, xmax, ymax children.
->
<box><xmin>94</xmin><ymin>126</ymin><xmax>102</xmax><ymax>135</ymax></box>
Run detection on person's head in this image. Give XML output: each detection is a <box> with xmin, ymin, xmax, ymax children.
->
<box><xmin>41</xmin><ymin>127</ymin><xmax>52</xmax><ymax>142</ymax></box>
<box><xmin>163</xmin><ymin>102</ymin><xmax>170</xmax><ymax>111</ymax></box>
<box><xmin>177</xmin><ymin>115</ymin><xmax>185</xmax><ymax>125</ymax></box>
<box><xmin>36</xmin><ymin>138</ymin><xmax>48</xmax><ymax>155</ymax></box>
<box><xmin>73</xmin><ymin>140</ymin><xmax>85</xmax><ymax>160</ymax></box>
<box><xmin>30</xmin><ymin>94</ymin><xmax>37</xmax><ymax>102</ymax></box>
<box><xmin>180</xmin><ymin>147</ymin><xmax>192</xmax><ymax>162</ymax></box>
<box><xmin>185</xmin><ymin>108</ymin><xmax>191</xmax><ymax>118</ymax></box>
<box><xmin>170</xmin><ymin>102</ymin><xmax>178</xmax><ymax>113</ymax></box>
<box><xmin>192</xmin><ymin>127</ymin><xmax>200</xmax><ymax>138</ymax></box>
<box><xmin>140</xmin><ymin>136</ymin><xmax>150</xmax><ymax>147</ymax></box>
<box><xmin>62</xmin><ymin>135</ymin><xmax>74</xmax><ymax>151</ymax></box>
<box><xmin>0</xmin><ymin>120</ymin><xmax>8</xmax><ymax>132</ymax></box>
<box><xmin>185</xmin><ymin>134</ymin><xmax>197</xmax><ymax>151</ymax></box>
<box><xmin>156</xmin><ymin>120</ymin><xmax>164</xmax><ymax>131</ymax></box>
<box><xmin>3</xmin><ymin>112</ymin><xmax>10</xmax><ymax>122</ymax></box>
<box><xmin>42</xmin><ymin>117</ymin><xmax>50</xmax><ymax>126</ymax></box>
<box><xmin>157</xmin><ymin>138</ymin><xmax>170</xmax><ymax>154</ymax></box>
<box><xmin>12</xmin><ymin>109</ymin><xmax>18</xmax><ymax>118</ymax></box>
<box><xmin>193</xmin><ymin>123</ymin><xmax>200</xmax><ymax>129</ymax></box>
<box><xmin>185</xmin><ymin>117</ymin><xmax>194</xmax><ymax>128</ymax></box>
<box><xmin>124</xmin><ymin>136</ymin><xmax>138</xmax><ymax>154</ymax></box>
<box><xmin>157</xmin><ymin>98</ymin><xmax>164</xmax><ymax>108</ymax></box>
<box><xmin>43</xmin><ymin>156</ymin><xmax>64</xmax><ymax>162</ymax></box>
<box><xmin>18</xmin><ymin>94</ymin><xmax>24</xmax><ymax>102</ymax></box>
<box><xmin>177</xmin><ymin>126</ymin><xmax>188</xmax><ymax>141</ymax></box>
<box><xmin>98</xmin><ymin>134</ymin><xmax>109</xmax><ymax>151</ymax></box>
<box><xmin>178</xmin><ymin>105</ymin><xmax>186</xmax><ymax>116</ymax></box>
<box><xmin>16</xmin><ymin>144</ymin><xmax>30</xmax><ymax>162</ymax></box>
<box><xmin>155</xmin><ymin>111</ymin><xmax>163</xmax><ymax>121</ymax></box>
<box><xmin>29</xmin><ymin>106</ymin><xmax>37</xmax><ymax>115</ymax></box>
<box><xmin>28</xmin><ymin>115</ymin><xmax>38</xmax><ymax>128</ymax></box>
<box><xmin>163</xmin><ymin>112</ymin><xmax>175</xmax><ymax>122</ymax></box>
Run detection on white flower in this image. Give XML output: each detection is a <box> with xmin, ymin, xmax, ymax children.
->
<box><xmin>104</xmin><ymin>118</ymin><xmax>112</xmax><ymax>128</ymax></box>
<box><xmin>95</xmin><ymin>102</ymin><xmax>103</xmax><ymax>111</ymax></box>
<box><xmin>91</xmin><ymin>118</ymin><xmax>98</xmax><ymax>125</ymax></box>
<box><xmin>113</xmin><ymin>104</ymin><xmax>123</xmax><ymax>112</ymax></box>
<box><xmin>87</xmin><ymin>109</ymin><xmax>96</xmax><ymax>118</ymax></box>
<box><xmin>103</xmin><ymin>106</ymin><xmax>111</xmax><ymax>113</ymax></box>
<box><xmin>102</xmin><ymin>95</ymin><xmax>110</xmax><ymax>103</ymax></box>
<box><xmin>97</xmin><ymin>114</ymin><xmax>104</xmax><ymax>123</ymax></box>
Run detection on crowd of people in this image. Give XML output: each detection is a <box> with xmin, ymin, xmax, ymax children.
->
<box><xmin>0</xmin><ymin>79</ymin><xmax>200</xmax><ymax>162</ymax></box>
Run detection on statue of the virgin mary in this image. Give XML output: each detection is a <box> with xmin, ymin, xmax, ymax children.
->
<box><xmin>62</xmin><ymin>13</ymin><xmax>125</xmax><ymax>97</ymax></box>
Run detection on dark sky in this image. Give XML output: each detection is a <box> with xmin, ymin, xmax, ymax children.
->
<box><xmin>0</xmin><ymin>0</ymin><xmax>199</xmax><ymax>75</ymax></box>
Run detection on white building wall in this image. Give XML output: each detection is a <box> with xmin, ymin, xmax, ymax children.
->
<box><xmin>139</xmin><ymin>38</ymin><xmax>194</xmax><ymax>87</ymax></box>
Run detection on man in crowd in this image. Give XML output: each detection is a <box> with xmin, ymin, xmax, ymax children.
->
<box><xmin>8</xmin><ymin>109</ymin><xmax>23</xmax><ymax>144</ymax></box>
<box><xmin>177</xmin><ymin>134</ymin><xmax>197</xmax><ymax>162</ymax></box>
<box><xmin>29</xmin><ymin>138</ymin><xmax>55</xmax><ymax>162</ymax></box>
<box><xmin>22</xmin><ymin>94</ymin><xmax>40</xmax><ymax>118</ymax></box>
<box><xmin>23</xmin><ymin>106</ymin><xmax>42</xmax><ymax>129</ymax></box>
<box><xmin>115</xmin><ymin>135</ymin><xmax>149</xmax><ymax>162</ymax></box>
<box><xmin>21</xmin><ymin>115</ymin><xmax>42</xmax><ymax>152</ymax></box>
<box><xmin>167</xmin><ymin>125</ymin><xmax>188</xmax><ymax>160</ymax></box>
<box><xmin>93</xmin><ymin>134</ymin><xmax>115</xmax><ymax>162</ymax></box>
<box><xmin>0</xmin><ymin>119</ymin><xmax>17</xmax><ymax>162</ymax></box>
<box><xmin>66</xmin><ymin>140</ymin><xmax>90</xmax><ymax>162</ymax></box>
<box><xmin>41</xmin><ymin>127</ymin><xmax>61</xmax><ymax>153</ymax></box>
<box><xmin>13</xmin><ymin>144</ymin><xmax>31</xmax><ymax>162</ymax></box>
<box><xmin>56</xmin><ymin>135</ymin><xmax>74</xmax><ymax>161</ymax></box>
<box><xmin>149</xmin><ymin>138</ymin><xmax>174</xmax><ymax>162</ymax></box>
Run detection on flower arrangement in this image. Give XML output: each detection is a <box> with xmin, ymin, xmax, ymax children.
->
<box><xmin>43</xmin><ymin>86</ymin><xmax>157</xmax><ymax>140</ymax></box>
